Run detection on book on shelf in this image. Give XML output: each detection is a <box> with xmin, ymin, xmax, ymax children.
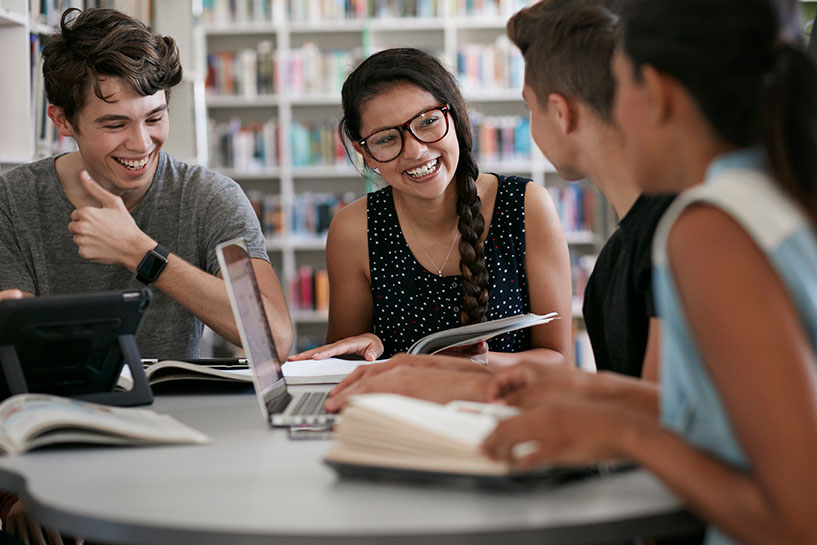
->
<box><xmin>407</xmin><ymin>312</ymin><xmax>559</xmax><ymax>355</ymax></box>
<box><xmin>201</xmin><ymin>0</ymin><xmax>273</xmax><ymax>24</ymax></box>
<box><xmin>325</xmin><ymin>393</ymin><xmax>593</xmax><ymax>485</ymax></box>
<box><xmin>457</xmin><ymin>36</ymin><xmax>523</xmax><ymax>91</ymax></box>
<box><xmin>470</xmin><ymin>113</ymin><xmax>531</xmax><ymax>164</ymax></box>
<box><xmin>288</xmin><ymin>266</ymin><xmax>330</xmax><ymax>312</ymax></box>
<box><xmin>206</xmin><ymin>41</ymin><xmax>277</xmax><ymax>97</ymax></box>
<box><xmin>209</xmin><ymin>117</ymin><xmax>278</xmax><ymax>171</ymax></box>
<box><xmin>116</xmin><ymin>358</ymin><xmax>371</xmax><ymax>390</ymax></box>
<box><xmin>0</xmin><ymin>393</ymin><xmax>209</xmax><ymax>456</ymax></box>
<box><xmin>549</xmin><ymin>184</ymin><xmax>597</xmax><ymax>233</ymax></box>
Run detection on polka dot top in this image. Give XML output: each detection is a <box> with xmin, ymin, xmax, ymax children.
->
<box><xmin>367</xmin><ymin>174</ymin><xmax>531</xmax><ymax>357</ymax></box>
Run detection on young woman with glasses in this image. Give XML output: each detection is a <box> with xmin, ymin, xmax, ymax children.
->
<box><xmin>290</xmin><ymin>48</ymin><xmax>572</xmax><ymax>372</ymax></box>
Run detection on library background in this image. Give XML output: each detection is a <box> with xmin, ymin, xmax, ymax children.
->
<box><xmin>5</xmin><ymin>0</ymin><xmax>814</xmax><ymax>363</ymax></box>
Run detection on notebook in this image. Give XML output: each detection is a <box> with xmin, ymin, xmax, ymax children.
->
<box><xmin>216</xmin><ymin>238</ymin><xmax>336</xmax><ymax>428</ymax></box>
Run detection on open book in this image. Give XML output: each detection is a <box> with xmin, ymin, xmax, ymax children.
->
<box><xmin>324</xmin><ymin>393</ymin><xmax>590</xmax><ymax>486</ymax></box>
<box><xmin>117</xmin><ymin>358</ymin><xmax>378</xmax><ymax>391</ymax></box>
<box><xmin>0</xmin><ymin>393</ymin><xmax>210</xmax><ymax>456</ymax></box>
<box><xmin>407</xmin><ymin>312</ymin><xmax>560</xmax><ymax>355</ymax></box>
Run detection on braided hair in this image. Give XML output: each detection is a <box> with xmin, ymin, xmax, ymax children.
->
<box><xmin>339</xmin><ymin>48</ymin><xmax>489</xmax><ymax>325</ymax></box>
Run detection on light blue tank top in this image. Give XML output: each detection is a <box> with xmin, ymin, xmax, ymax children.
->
<box><xmin>652</xmin><ymin>149</ymin><xmax>817</xmax><ymax>545</ymax></box>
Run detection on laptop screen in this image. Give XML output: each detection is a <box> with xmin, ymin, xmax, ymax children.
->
<box><xmin>217</xmin><ymin>239</ymin><xmax>286</xmax><ymax>409</ymax></box>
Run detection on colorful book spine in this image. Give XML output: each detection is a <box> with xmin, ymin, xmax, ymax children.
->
<box><xmin>286</xmin><ymin>44</ymin><xmax>361</xmax><ymax>96</ymax></box>
<box><xmin>290</xmin><ymin>119</ymin><xmax>346</xmax><ymax>167</ymax></box>
<box><xmin>548</xmin><ymin>185</ymin><xmax>597</xmax><ymax>233</ymax></box>
<box><xmin>289</xmin><ymin>266</ymin><xmax>329</xmax><ymax>311</ymax></box>
<box><xmin>457</xmin><ymin>36</ymin><xmax>524</xmax><ymax>92</ymax></box>
<box><xmin>469</xmin><ymin>113</ymin><xmax>531</xmax><ymax>164</ymax></box>
<box><xmin>206</xmin><ymin>41</ymin><xmax>277</xmax><ymax>96</ymax></box>
<box><xmin>286</xmin><ymin>0</ymin><xmax>367</xmax><ymax>22</ymax></box>
<box><xmin>208</xmin><ymin>118</ymin><xmax>279</xmax><ymax>171</ymax></box>
<box><xmin>201</xmin><ymin>0</ymin><xmax>273</xmax><ymax>24</ymax></box>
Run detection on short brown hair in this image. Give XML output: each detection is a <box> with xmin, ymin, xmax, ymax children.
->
<box><xmin>506</xmin><ymin>0</ymin><xmax>620</xmax><ymax>123</ymax></box>
<box><xmin>42</xmin><ymin>8</ymin><xmax>183</xmax><ymax>127</ymax></box>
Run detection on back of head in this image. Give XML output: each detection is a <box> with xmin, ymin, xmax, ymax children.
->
<box><xmin>621</xmin><ymin>0</ymin><xmax>817</xmax><ymax>221</ymax></box>
<box><xmin>506</xmin><ymin>0</ymin><xmax>621</xmax><ymax>123</ymax></box>
<box><xmin>339</xmin><ymin>48</ymin><xmax>489</xmax><ymax>326</ymax></box>
<box><xmin>42</xmin><ymin>8</ymin><xmax>183</xmax><ymax>127</ymax></box>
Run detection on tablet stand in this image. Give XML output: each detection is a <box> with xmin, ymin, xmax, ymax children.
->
<box><xmin>0</xmin><ymin>333</ymin><xmax>153</xmax><ymax>407</ymax></box>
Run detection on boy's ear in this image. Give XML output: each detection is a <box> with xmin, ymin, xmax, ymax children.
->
<box><xmin>46</xmin><ymin>105</ymin><xmax>77</xmax><ymax>138</ymax></box>
<box><xmin>640</xmin><ymin>64</ymin><xmax>673</xmax><ymax>126</ymax></box>
<box><xmin>547</xmin><ymin>92</ymin><xmax>577</xmax><ymax>135</ymax></box>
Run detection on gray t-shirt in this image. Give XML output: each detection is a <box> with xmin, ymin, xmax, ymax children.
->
<box><xmin>0</xmin><ymin>152</ymin><xmax>268</xmax><ymax>358</ymax></box>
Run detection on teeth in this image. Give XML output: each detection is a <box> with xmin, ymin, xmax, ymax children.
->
<box><xmin>406</xmin><ymin>159</ymin><xmax>438</xmax><ymax>178</ymax></box>
<box><xmin>116</xmin><ymin>157</ymin><xmax>149</xmax><ymax>170</ymax></box>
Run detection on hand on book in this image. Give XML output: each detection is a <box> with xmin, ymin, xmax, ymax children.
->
<box><xmin>486</xmin><ymin>361</ymin><xmax>591</xmax><ymax>407</ymax></box>
<box><xmin>480</xmin><ymin>393</ymin><xmax>631</xmax><ymax>470</ymax></box>
<box><xmin>288</xmin><ymin>333</ymin><xmax>384</xmax><ymax>362</ymax></box>
<box><xmin>325</xmin><ymin>354</ymin><xmax>491</xmax><ymax>412</ymax></box>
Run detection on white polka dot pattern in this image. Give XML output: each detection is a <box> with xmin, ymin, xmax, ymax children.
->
<box><xmin>367</xmin><ymin>175</ymin><xmax>531</xmax><ymax>357</ymax></box>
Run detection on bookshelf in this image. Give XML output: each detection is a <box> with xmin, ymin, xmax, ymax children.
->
<box><xmin>189</xmin><ymin>0</ymin><xmax>612</xmax><ymax>354</ymax></box>
<box><xmin>0</xmin><ymin>0</ymin><xmax>155</xmax><ymax>175</ymax></box>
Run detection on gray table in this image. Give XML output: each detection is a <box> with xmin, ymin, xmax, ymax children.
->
<box><xmin>0</xmin><ymin>390</ymin><xmax>702</xmax><ymax>544</ymax></box>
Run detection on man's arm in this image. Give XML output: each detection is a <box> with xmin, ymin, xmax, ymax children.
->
<box><xmin>68</xmin><ymin>171</ymin><xmax>293</xmax><ymax>356</ymax></box>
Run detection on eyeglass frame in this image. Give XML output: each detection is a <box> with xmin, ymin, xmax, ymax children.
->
<box><xmin>357</xmin><ymin>104</ymin><xmax>451</xmax><ymax>163</ymax></box>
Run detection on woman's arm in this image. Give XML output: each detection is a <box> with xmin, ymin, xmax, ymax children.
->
<box><xmin>290</xmin><ymin>198</ymin><xmax>383</xmax><ymax>360</ymax></box>
<box><xmin>484</xmin><ymin>206</ymin><xmax>817</xmax><ymax>545</ymax></box>
<box><xmin>488</xmin><ymin>182</ymin><xmax>573</xmax><ymax>369</ymax></box>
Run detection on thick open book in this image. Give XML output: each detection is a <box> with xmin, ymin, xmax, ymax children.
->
<box><xmin>407</xmin><ymin>312</ymin><xmax>560</xmax><ymax>355</ymax></box>
<box><xmin>0</xmin><ymin>393</ymin><xmax>209</xmax><ymax>456</ymax></box>
<box><xmin>117</xmin><ymin>358</ymin><xmax>377</xmax><ymax>391</ymax></box>
<box><xmin>324</xmin><ymin>393</ymin><xmax>590</xmax><ymax>486</ymax></box>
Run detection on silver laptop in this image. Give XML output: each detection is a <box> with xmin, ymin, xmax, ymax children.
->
<box><xmin>216</xmin><ymin>238</ymin><xmax>336</xmax><ymax>428</ymax></box>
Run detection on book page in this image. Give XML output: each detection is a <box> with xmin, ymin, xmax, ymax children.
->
<box><xmin>282</xmin><ymin>358</ymin><xmax>383</xmax><ymax>384</ymax></box>
<box><xmin>0</xmin><ymin>394</ymin><xmax>209</xmax><ymax>455</ymax></box>
<box><xmin>407</xmin><ymin>312</ymin><xmax>560</xmax><ymax>355</ymax></box>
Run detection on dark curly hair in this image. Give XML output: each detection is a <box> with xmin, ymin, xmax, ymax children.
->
<box><xmin>42</xmin><ymin>7</ymin><xmax>183</xmax><ymax>129</ymax></box>
<box><xmin>339</xmin><ymin>48</ymin><xmax>489</xmax><ymax>325</ymax></box>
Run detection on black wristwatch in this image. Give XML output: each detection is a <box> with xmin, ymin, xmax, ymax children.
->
<box><xmin>136</xmin><ymin>244</ymin><xmax>169</xmax><ymax>285</ymax></box>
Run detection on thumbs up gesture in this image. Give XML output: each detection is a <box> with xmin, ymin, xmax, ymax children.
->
<box><xmin>67</xmin><ymin>170</ymin><xmax>155</xmax><ymax>271</ymax></box>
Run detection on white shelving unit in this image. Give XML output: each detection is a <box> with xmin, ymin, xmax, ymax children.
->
<box><xmin>189</xmin><ymin>0</ymin><xmax>608</xmax><ymax>350</ymax></box>
<box><xmin>0</xmin><ymin>2</ymin><xmax>35</xmax><ymax>173</ymax></box>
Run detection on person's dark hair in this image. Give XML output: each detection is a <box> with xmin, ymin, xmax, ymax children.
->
<box><xmin>506</xmin><ymin>0</ymin><xmax>620</xmax><ymax>123</ymax></box>
<box><xmin>622</xmin><ymin>0</ymin><xmax>817</xmax><ymax>222</ymax></box>
<box><xmin>339</xmin><ymin>48</ymin><xmax>488</xmax><ymax>326</ymax></box>
<box><xmin>41</xmin><ymin>7</ymin><xmax>183</xmax><ymax>129</ymax></box>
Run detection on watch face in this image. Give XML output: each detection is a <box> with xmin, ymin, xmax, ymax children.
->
<box><xmin>138</xmin><ymin>248</ymin><xmax>168</xmax><ymax>284</ymax></box>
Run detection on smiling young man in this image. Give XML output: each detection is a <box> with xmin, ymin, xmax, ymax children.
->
<box><xmin>0</xmin><ymin>8</ymin><xmax>293</xmax><ymax>359</ymax></box>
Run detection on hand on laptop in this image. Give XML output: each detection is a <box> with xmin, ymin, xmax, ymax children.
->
<box><xmin>486</xmin><ymin>361</ymin><xmax>590</xmax><ymax>407</ymax></box>
<box><xmin>289</xmin><ymin>333</ymin><xmax>384</xmax><ymax>362</ymax></box>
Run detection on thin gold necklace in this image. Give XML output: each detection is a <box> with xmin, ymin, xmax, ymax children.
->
<box><xmin>395</xmin><ymin>192</ymin><xmax>459</xmax><ymax>276</ymax></box>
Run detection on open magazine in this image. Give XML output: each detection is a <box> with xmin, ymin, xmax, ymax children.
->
<box><xmin>324</xmin><ymin>393</ymin><xmax>594</xmax><ymax>486</ymax></box>
<box><xmin>407</xmin><ymin>312</ymin><xmax>560</xmax><ymax>355</ymax></box>
<box><xmin>0</xmin><ymin>393</ymin><xmax>209</xmax><ymax>456</ymax></box>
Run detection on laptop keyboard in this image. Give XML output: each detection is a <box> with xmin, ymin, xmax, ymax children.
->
<box><xmin>291</xmin><ymin>391</ymin><xmax>329</xmax><ymax>416</ymax></box>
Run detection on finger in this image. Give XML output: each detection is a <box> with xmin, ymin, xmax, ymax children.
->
<box><xmin>330</xmin><ymin>360</ymin><xmax>397</xmax><ymax>397</ymax></box>
<box><xmin>79</xmin><ymin>170</ymin><xmax>120</xmax><ymax>208</ymax></box>
<box><xmin>0</xmin><ymin>289</ymin><xmax>25</xmax><ymax>301</ymax></box>
<box><xmin>45</xmin><ymin>527</ymin><xmax>64</xmax><ymax>545</ymax></box>
<box><xmin>6</xmin><ymin>513</ymin><xmax>17</xmax><ymax>538</ymax></box>
<box><xmin>28</xmin><ymin>521</ymin><xmax>47</xmax><ymax>545</ymax></box>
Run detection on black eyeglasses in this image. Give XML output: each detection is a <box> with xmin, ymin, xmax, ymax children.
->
<box><xmin>358</xmin><ymin>105</ymin><xmax>450</xmax><ymax>163</ymax></box>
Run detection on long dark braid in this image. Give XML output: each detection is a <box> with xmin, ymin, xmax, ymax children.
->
<box><xmin>339</xmin><ymin>48</ymin><xmax>490</xmax><ymax>325</ymax></box>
